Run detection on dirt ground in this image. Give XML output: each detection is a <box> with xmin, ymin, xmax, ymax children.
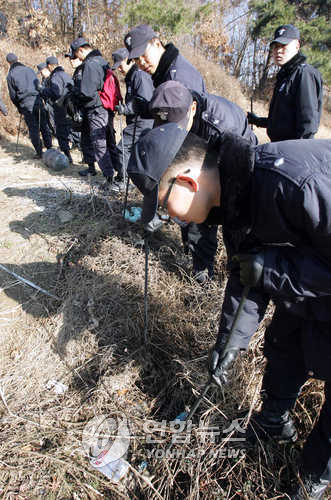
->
<box><xmin>0</xmin><ymin>124</ymin><xmax>330</xmax><ymax>499</ymax></box>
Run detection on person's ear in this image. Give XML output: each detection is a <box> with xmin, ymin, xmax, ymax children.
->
<box><xmin>191</xmin><ymin>100</ymin><xmax>197</xmax><ymax>117</ymax></box>
<box><xmin>176</xmin><ymin>173</ymin><xmax>199</xmax><ymax>192</ymax></box>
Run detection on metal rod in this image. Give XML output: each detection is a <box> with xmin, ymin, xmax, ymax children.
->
<box><xmin>0</xmin><ymin>263</ymin><xmax>61</xmax><ymax>300</ymax></box>
<box><xmin>16</xmin><ymin>114</ymin><xmax>22</xmax><ymax>154</ymax></box>
<box><xmin>143</xmin><ymin>234</ymin><xmax>149</xmax><ymax>343</ymax></box>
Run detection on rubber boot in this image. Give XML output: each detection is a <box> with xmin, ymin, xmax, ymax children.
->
<box><xmin>246</xmin><ymin>395</ymin><xmax>297</xmax><ymax>444</ymax></box>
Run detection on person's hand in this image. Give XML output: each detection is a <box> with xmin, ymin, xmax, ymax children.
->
<box><xmin>115</xmin><ymin>102</ymin><xmax>130</xmax><ymax>115</ymax></box>
<box><xmin>209</xmin><ymin>347</ymin><xmax>241</xmax><ymax>387</ymax></box>
<box><xmin>233</xmin><ymin>251</ymin><xmax>264</xmax><ymax>288</ymax></box>
<box><xmin>247</xmin><ymin>111</ymin><xmax>260</xmax><ymax>125</ymax></box>
<box><xmin>144</xmin><ymin>213</ymin><xmax>164</xmax><ymax>233</ymax></box>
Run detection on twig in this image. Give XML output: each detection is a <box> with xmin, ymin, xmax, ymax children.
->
<box><xmin>0</xmin><ymin>263</ymin><xmax>60</xmax><ymax>300</ymax></box>
<box><xmin>128</xmin><ymin>462</ymin><xmax>165</xmax><ymax>500</ymax></box>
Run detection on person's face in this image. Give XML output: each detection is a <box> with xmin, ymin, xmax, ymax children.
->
<box><xmin>134</xmin><ymin>40</ymin><xmax>163</xmax><ymax>74</ymax></box>
<box><xmin>70</xmin><ymin>57</ymin><xmax>81</xmax><ymax>69</ymax></box>
<box><xmin>118</xmin><ymin>58</ymin><xmax>132</xmax><ymax>75</ymax></box>
<box><xmin>272</xmin><ymin>39</ymin><xmax>300</xmax><ymax>66</ymax></box>
<box><xmin>158</xmin><ymin>165</ymin><xmax>209</xmax><ymax>224</ymax></box>
<box><xmin>75</xmin><ymin>47</ymin><xmax>85</xmax><ymax>61</ymax></box>
<box><xmin>40</xmin><ymin>68</ymin><xmax>50</xmax><ymax>79</ymax></box>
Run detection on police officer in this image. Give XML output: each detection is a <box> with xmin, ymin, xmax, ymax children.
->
<box><xmin>40</xmin><ymin>56</ymin><xmax>73</xmax><ymax>163</ymax></box>
<box><xmin>248</xmin><ymin>24</ymin><xmax>323</xmax><ymax>141</ymax></box>
<box><xmin>112</xmin><ymin>47</ymin><xmax>154</xmax><ymax>192</ymax></box>
<box><xmin>6</xmin><ymin>53</ymin><xmax>52</xmax><ymax>158</ymax></box>
<box><xmin>127</xmin><ymin>124</ymin><xmax>331</xmax><ymax>499</ymax></box>
<box><xmin>64</xmin><ymin>49</ymin><xmax>96</xmax><ymax>176</ymax></box>
<box><xmin>124</xmin><ymin>24</ymin><xmax>216</xmax><ymax>284</ymax></box>
<box><xmin>69</xmin><ymin>37</ymin><xmax>119</xmax><ymax>189</ymax></box>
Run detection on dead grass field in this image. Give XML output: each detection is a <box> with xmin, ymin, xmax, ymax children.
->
<box><xmin>0</xmin><ymin>39</ymin><xmax>330</xmax><ymax>500</ymax></box>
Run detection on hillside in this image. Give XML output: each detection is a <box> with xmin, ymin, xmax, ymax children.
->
<box><xmin>0</xmin><ymin>37</ymin><xmax>330</xmax><ymax>500</ymax></box>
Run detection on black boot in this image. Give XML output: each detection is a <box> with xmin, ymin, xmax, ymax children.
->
<box><xmin>246</xmin><ymin>396</ymin><xmax>297</xmax><ymax>444</ymax></box>
<box><xmin>79</xmin><ymin>163</ymin><xmax>97</xmax><ymax>177</ymax></box>
<box><xmin>97</xmin><ymin>176</ymin><xmax>113</xmax><ymax>194</ymax></box>
<box><xmin>290</xmin><ymin>472</ymin><xmax>329</xmax><ymax>499</ymax></box>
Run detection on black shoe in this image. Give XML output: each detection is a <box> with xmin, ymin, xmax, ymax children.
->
<box><xmin>144</xmin><ymin>213</ymin><xmax>164</xmax><ymax>233</ymax></box>
<box><xmin>34</xmin><ymin>151</ymin><xmax>42</xmax><ymax>159</ymax></box>
<box><xmin>110</xmin><ymin>178</ymin><xmax>134</xmax><ymax>193</ymax></box>
<box><xmin>79</xmin><ymin>164</ymin><xmax>97</xmax><ymax>177</ymax></box>
<box><xmin>245</xmin><ymin>410</ymin><xmax>298</xmax><ymax>444</ymax></box>
<box><xmin>193</xmin><ymin>269</ymin><xmax>211</xmax><ymax>285</ymax></box>
<box><xmin>290</xmin><ymin>473</ymin><xmax>329</xmax><ymax>499</ymax></box>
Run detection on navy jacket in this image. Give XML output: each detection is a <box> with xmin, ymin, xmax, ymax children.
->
<box><xmin>125</xmin><ymin>64</ymin><xmax>154</xmax><ymax>129</ymax></box>
<box><xmin>78</xmin><ymin>49</ymin><xmax>109</xmax><ymax>109</ymax></box>
<box><xmin>40</xmin><ymin>66</ymin><xmax>73</xmax><ymax>104</ymax></box>
<box><xmin>7</xmin><ymin>62</ymin><xmax>39</xmax><ymax>111</ymax></box>
<box><xmin>260</xmin><ymin>53</ymin><xmax>323</xmax><ymax>141</ymax></box>
<box><xmin>209</xmin><ymin>135</ymin><xmax>331</xmax><ymax>380</ymax></box>
<box><xmin>152</xmin><ymin>43</ymin><xmax>206</xmax><ymax>93</ymax></box>
<box><xmin>191</xmin><ymin>91</ymin><xmax>258</xmax><ymax>145</ymax></box>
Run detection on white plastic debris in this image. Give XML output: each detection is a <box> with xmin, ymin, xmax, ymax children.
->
<box><xmin>46</xmin><ymin>379</ymin><xmax>68</xmax><ymax>394</ymax></box>
<box><xmin>90</xmin><ymin>449</ymin><xmax>129</xmax><ymax>483</ymax></box>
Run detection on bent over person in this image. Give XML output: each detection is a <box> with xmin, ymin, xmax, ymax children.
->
<box><xmin>248</xmin><ymin>24</ymin><xmax>323</xmax><ymax>141</ymax></box>
<box><xmin>127</xmin><ymin>123</ymin><xmax>331</xmax><ymax>499</ymax></box>
<box><xmin>6</xmin><ymin>53</ymin><xmax>52</xmax><ymax>157</ymax></box>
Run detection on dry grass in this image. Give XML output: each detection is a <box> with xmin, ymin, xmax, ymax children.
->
<box><xmin>0</xmin><ymin>35</ymin><xmax>330</xmax><ymax>500</ymax></box>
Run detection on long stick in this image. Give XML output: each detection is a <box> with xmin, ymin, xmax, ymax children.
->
<box><xmin>0</xmin><ymin>263</ymin><xmax>60</xmax><ymax>300</ymax></box>
<box><xmin>16</xmin><ymin>114</ymin><xmax>22</xmax><ymax>154</ymax></box>
<box><xmin>185</xmin><ymin>285</ymin><xmax>250</xmax><ymax>422</ymax></box>
<box><xmin>143</xmin><ymin>233</ymin><xmax>149</xmax><ymax>343</ymax></box>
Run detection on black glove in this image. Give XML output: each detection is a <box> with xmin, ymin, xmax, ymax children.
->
<box><xmin>36</xmin><ymin>81</ymin><xmax>43</xmax><ymax>93</ymax></box>
<box><xmin>247</xmin><ymin>112</ymin><xmax>267</xmax><ymax>128</ymax></box>
<box><xmin>209</xmin><ymin>347</ymin><xmax>241</xmax><ymax>387</ymax></box>
<box><xmin>233</xmin><ymin>251</ymin><xmax>264</xmax><ymax>288</ymax></box>
<box><xmin>144</xmin><ymin>213</ymin><xmax>164</xmax><ymax>233</ymax></box>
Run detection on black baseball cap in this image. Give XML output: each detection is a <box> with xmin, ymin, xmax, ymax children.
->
<box><xmin>46</xmin><ymin>56</ymin><xmax>58</xmax><ymax>65</ymax></box>
<box><xmin>112</xmin><ymin>47</ymin><xmax>129</xmax><ymax>70</ymax></box>
<box><xmin>6</xmin><ymin>53</ymin><xmax>18</xmax><ymax>63</ymax></box>
<box><xmin>70</xmin><ymin>37</ymin><xmax>89</xmax><ymax>54</ymax></box>
<box><xmin>37</xmin><ymin>62</ymin><xmax>47</xmax><ymax>73</ymax></box>
<box><xmin>271</xmin><ymin>24</ymin><xmax>300</xmax><ymax>45</ymax></box>
<box><xmin>64</xmin><ymin>47</ymin><xmax>75</xmax><ymax>59</ymax></box>
<box><xmin>124</xmin><ymin>24</ymin><xmax>157</xmax><ymax>60</ymax></box>
<box><xmin>127</xmin><ymin>122</ymin><xmax>188</xmax><ymax>223</ymax></box>
<box><xmin>150</xmin><ymin>81</ymin><xmax>193</xmax><ymax>129</ymax></box>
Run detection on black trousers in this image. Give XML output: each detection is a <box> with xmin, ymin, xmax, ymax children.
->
<box><xmin>22</xmin><ymin>100</ymin><xmax>52</xmax><ymax>154</ymax></box>
<box><xmin>114</xmin><ymin>123</ymin><xmax>146</xmax><ymax>176</ymax></box>
<box><xmin>53</xmin><ymin>106</ymin><xmax>71</xmax><ymax>153</ymax></box>
<box><xmin>85</xmin><ymin>106</ymin><xmax>113</xmax><ymax>178</ymax></box>
<box><xmin>263</xmin><ymin>306</ymin><xmax>331</xmax><ymax>482</ymax></box>
<box><xmin>181</xmin><ymin>223</ymin><xmax>218</xmax><ymax>275</ymax></box>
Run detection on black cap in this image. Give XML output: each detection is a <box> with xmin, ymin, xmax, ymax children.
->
<box><xmin>6</xmin><ymin>53</ymin><xmax>18</xmax><ymax>63</ymax></box>
<box><xmin>65</xmin><ymin>47</ymin><xmax>75</xmax><ymax>59</ymax></box>
<box><xmin>46</xmin><ymin>56</ymin><xmax>58</xmax><ymax>65</ymax></box>
<box><xmin>37</xmin><ymin>62</ymin><xmax>47</xmax><ymax>73</ymax></box>
<box><xmin>112</xmin><ymin>47</ymin><xmax>129</xmax><ymax>70</ymax></box>
<box><xmin>124</xmin><ymin>24</ymin><xmax>157</xmax><ymax>60</ymax></box>
<box><xmin>70</xmin><ymin>37</ymin><xmax>89</xmax><ymax>53</ymax></box>
<box><xmin>271</xmin><ymin>24</ymin><xmax>300</xmax><ymax>45</ymax></box>
<box><xmin>127</xmin><ymin>122</ymin><xmax>188</xmax><ymax>223</ymax></box>
<box><xmin>150</xmin><ymin>81</ymin><xmax>193</xmax><ymax>128</ymax></box>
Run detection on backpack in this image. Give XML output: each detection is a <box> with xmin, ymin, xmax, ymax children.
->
<box><xmin>98</xmin><ymin>68</ymin><xmax>122</xmax><ymax>111</ymax></box>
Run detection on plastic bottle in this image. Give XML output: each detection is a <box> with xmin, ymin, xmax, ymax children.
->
<box><xmin>42</xmin><ymin>148</ymin><xmax>69</xmax><ymax>172</ymax></box>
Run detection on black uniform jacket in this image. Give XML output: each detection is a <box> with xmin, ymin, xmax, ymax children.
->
<box><xmin>152</xmin><ymin>43</ymin><xmax>206</xmax><ymax>93</ymax></box>
<box><xmin>210</xmin><ymin>134</ymin><xmax>331</xmax><ymax>379</ymax></box>
<box><xmin>191</xmin><ymin>91</ymin><xmax>258</xmax><ymax>145</ymax></box>
<box><xmin>265</xmin><ymin>53</ymin><xmax>323</xmax><ymax>141</ymax></box>
<box><xmin>78</xmin><ymin>49</ymin><xmax>109</xmax><ymax>109</ymax></box>
<box><xmin>125</xmin><ymin>64</ymin><xmax>154</xmax><ymax>129</ymax></box>
<box><xmin>7</xmin><ymin>62</ymin><xmax>39</xmax><ymax>111</ymax></box>
<box><xmin>40</xmin><ymin>66</ymin><xmax>73</xmax><ymax>104</ymax></box>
